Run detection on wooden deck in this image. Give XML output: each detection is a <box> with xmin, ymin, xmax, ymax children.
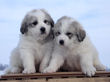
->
<box><xmin>0</xmin><ymin>71</ymin><xmax>110</xmax><ymax>82</ymax></box>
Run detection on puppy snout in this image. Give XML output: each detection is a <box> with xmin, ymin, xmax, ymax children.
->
<box><xmin>40</xmin><ymin>27</ymin><xmax>45</xmax><ymax>34</ymax></box>
<box><xmin>59</xmin><ymin>40</ymin><xmax>64</xmax><ymax>45</ymax></box>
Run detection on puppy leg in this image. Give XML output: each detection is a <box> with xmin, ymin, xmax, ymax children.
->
<box><xmin>20</xmin><ymin>49</ymin><xmax>36</xmax><ymax>74</ymax></box>
<box><xmin>5</xmin><ymin>48</ymin><xmax>22</xmax><ymax>74</ymax></box>
<box><xmin>43</xmin><ymin>54</ymin><xmax>64</xmax><ymax>73</ymax></box>
<box><xmin>80</xmin><ymin>54</ymin><xmax>96</xmax><ymax>77</ymax></box>
<box><xmin>39</xmin><ymin>53</ymin><xmax>51</xmax><ymax>73</ymax></box>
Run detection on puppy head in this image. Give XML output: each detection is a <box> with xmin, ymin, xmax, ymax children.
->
<box><xmin>54</xmin><ymin>16</ymin><xmax>86</xmax><ymax>48</ymax></box>
<box><xmin>20</xmin><ymin>9</ymin><xmax>54</xmax><ymax>40</ymax></box>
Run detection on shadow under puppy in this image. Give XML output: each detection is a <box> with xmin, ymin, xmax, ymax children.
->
<box><xmin>43</xmin><ymin>16</ymin><xmax>105</xmax><ymax>76</ymax></box>
<box><xmin>5</xmin><ymin>9</ymin><xmax>54</xmax><ymax>74</ymax></box>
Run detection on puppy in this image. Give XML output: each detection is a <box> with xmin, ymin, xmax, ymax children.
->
<box><xmin>43</xmin><ymin>16</ymin><xmax>105</xmax><ymax>76</ymax></box>
<box><xmin>5</xmin><ymin>9</ymin><xmax>54</xmax><ymax>74</ymax></box>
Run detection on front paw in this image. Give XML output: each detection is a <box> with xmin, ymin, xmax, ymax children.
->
<box><xmin>43</xmin><ymin>67</ymin><xmax>56</xmax><ymax>73</ymax></box>
<box><xmin>23</xmin><ymin>67</ymin><xmax>36</xmax><ymax>74</ymax></box>
<box><xmin>5</xmin><ymin>67</ymin><xmax>21</xmax><ymax>74</ymax></box>
<box><xmin>82</xmin><ymin>66</ymin><xmax>96</xmax><ymax>77</ymax></box>
<box><xmin>11</xmin><ymin>67</ymin><xmax>22</xmax><ymax>74</ymax></box>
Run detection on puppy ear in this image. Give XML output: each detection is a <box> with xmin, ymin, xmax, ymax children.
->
<box><xmin>76</xmin><ymin>28</ymin><xmax>86</xmax><ymax>42</ymax></box>
<box><xmin>50</xmin><ymin>27</ymin><xmax>54</xmax><ymax>39</ymax></box>
<box><xmin>20</xmin><ymin>18</ymin><xmax>28</xmax><ymax>34</ymax></box>
<box><xmin>50</xmin><ymin>19</ymin><xmax>54</xmax><ymax>27</ymax></box>
<box><xmin>72</xmin><ymin>21</ymin><xmax>86</xmax><ymax>42</ymax></box>
<box><xmin>44</xmin><ymin>28</ymin><xmax>54</xmax><ymax>43</ymax></box>
<box><xmin>40</xmin><ymin>9</ymin><xmax>54</xmax><ymax>27</ymax></box>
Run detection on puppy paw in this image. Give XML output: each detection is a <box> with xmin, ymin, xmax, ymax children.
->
<box><xmin>11</xmin><ymin>67</ymin><xmax>22</xmax><ymax>74</ymax></box>
<box><xmin>5</xmin><ymin>67</ymin><xmax>21</xmax><ymax>74</ymax></box>
<box><xmin>5</xmin><ymin>68</ymin><xmax>11</xmax><ymax>74</ymax></box>
<box><xmin>82</xmin><ymin>66</ymin><xmax>96</xmax><ymax>77</ymax></box>
<box><xmin>23</xmin><ymin>67</ymin><xmax>36</xmax><ymax>74</ymax></box>
<box><xmin>95</xmin><ymin>64</ymin><xmax>106</xmax><ymax>71</ymax></box>
<box><xmin>43</xmin><ymin>67</ymin><xmax>56</xmax><ymax>73</ymax></box>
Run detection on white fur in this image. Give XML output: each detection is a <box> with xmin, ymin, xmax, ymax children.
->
<box><xmin>43</xmin><ymin>16</ymin><xmax>105</xmax><ymax>76</ymax></box>
<box><xmin>5</xmin><ymin>9</ymin><xmax>54</xmax><ymax>74</ymax></box>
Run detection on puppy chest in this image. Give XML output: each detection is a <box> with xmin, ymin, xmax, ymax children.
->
<box><xmin>33</xmin><ymin>45</ymin><xmax>44</xmax><ymax>59</ymax></box>
<box><xmin>66</xmin><ymin>54</ymin><xmax>80</xmax><ymax>70</ymax></box>
<box><xmin>34</xmin><ymin>44</ymin><xmax>49</xmax><ymax>62</ymax></box>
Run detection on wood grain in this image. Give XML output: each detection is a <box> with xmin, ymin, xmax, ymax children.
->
<box><xmin>0</xmin><ymin>71</ymin><xmax>110</xmax><ymax>81</ymax></box>
<box><xmin>48</xmin><ymin>77</ymin><xmax>110</xmax><ymax>82</ymax></box>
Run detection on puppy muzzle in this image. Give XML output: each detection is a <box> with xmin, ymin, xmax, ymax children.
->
<box><xmin>59</xmin><ymin>40</ymin><xmax>64</xmax><ymax>45</ymax></box>
<box><xmin>40</xmin><ymin>27</ymin><xmax>46</xmax><ymax>34</ymax></box>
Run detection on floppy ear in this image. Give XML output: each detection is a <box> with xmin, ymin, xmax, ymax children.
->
<box><xmin>20</xmin><ymin>18</ymin><xmax>28</xmax><ymax>34</ymax></box>
<box><xmin>48</xmin><ymin>19</ymin><xmax>54</xmax><ymax>39</ymax></box>
<box><xmin>72</xmin><ymin>21</ymin><xmax>86</xmax><ymax>42</ymax></box>
<box><xmin>76</xmin><ymin>28</ymin><xmax>86</xmax><ymax>42</ymax></box>
<box><xmin>40</xmin><ymin>9</ymin><xmax>54</xmax><ymax>27</ymax></box>
<box><xmin>44</xmin><ymin>28</ymin><xmax>54</xmax><ymax>43</ymax></box>
<box><xmin>50</xmin><ymin>19</ymin><xmax>54</xmax><ymax>27</ymax></box>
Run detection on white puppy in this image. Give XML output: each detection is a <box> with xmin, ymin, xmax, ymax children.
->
<box><xmin>5</xmin><ymin>9</ymin><xmax>54</xmax><ymax>74</ymax></box>
<box><xmin>43</xmin><ymin>16</ymin><xmax>105</xmax><ymax>76</ymax></box>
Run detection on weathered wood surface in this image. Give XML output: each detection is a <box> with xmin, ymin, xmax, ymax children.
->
<box><xmin>0</xmin><ymin>71</ymin><xmax>110</xmax><ymax>82</ymax></box>
<box><xmin>0</xmin><ymin>79</ymin><xmax>46</xmax><ymax>82</ymax></box>
<box><xmin>48</xmin><ymin>78</ymin><xmax>110</xmax><ymax>82</ymax></box>
<box><xmin>0</xmin><ymin>78</ymin><xmax>110</xmax><ymax>82</ymax></box>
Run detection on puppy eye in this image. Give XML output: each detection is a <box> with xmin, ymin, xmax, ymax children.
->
<box><xmin>55</xmin><ymin>31</ymin><xmax>61</xmax><ymax>36</ymax></box>
<box><xmin>66</xmin><ymin>32</ymin><xmax>72</xmax><ymax>36</ymax></box>
<box><xmin>31</xmin><ymin>21</ymin><xmax>38</xmax><ymax>26</ymax></box>
<box><xmin>66</xmin><ymin>32</ymin><xmax>73</xmax><ymax>38</ymax></box>
<box><xmin>44</xmin><ymin>20</ymin><xmax>50</xmax><ymax>25</ymax></box>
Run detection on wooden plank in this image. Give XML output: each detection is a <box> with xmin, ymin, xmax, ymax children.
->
<box><xmin>48</xmin><ymin>77</ymin><xmax>110</xmax><ymax>82</ymax></box>
<box><xmin>0</xmin><ymin>78</ymin><xmax>110</xmax><ymax>82</ymax></box>
<box><xmin>0</xmin><ymin>79</ymin><xmax>46</xmax><ymax>82</ymax></box>
<box><xmin>0</xmin><ymin>71</ymin><xmax>110</xmax><ymax>80</ymax></box>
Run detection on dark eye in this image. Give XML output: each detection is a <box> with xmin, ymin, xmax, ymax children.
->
<box><xmin>66</xmin><ymin>32</ymin><xmax>73</xmax><ymax>38</ymax></box>
<box><xmin>44</xmin><ymin>20</ymin><xmax>50</xmax><ymax>25</ymax></box>
<box><xmin>55</xmin><ymin>31</ymin><xmax>61</xmax><ymax>36</ymax></box>
<box><xmin>31</xmin><ymin>21</ymin><xmax>38</xmax><ymax>26</ymax></box>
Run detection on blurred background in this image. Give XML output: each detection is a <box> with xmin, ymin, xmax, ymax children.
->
<box><xmin>0</xmin><ymin>0</ymin><xmax>110</xmax><ymax>74</ymax></box>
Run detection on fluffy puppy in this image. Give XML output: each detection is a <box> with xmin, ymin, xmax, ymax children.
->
<box><xmin>5</xmin><ymin>9</ymin><xmax>54</xmax><ymax>74</ymax></box>
<box><xmin>43</xmin><ymin>16</ymin><xmax>105</xmax><ymax>76</ymax></box>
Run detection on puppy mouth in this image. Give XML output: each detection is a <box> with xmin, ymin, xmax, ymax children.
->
<box><xmin>41</xmin><ymin>31</ymin><xmax>46</xmax><ymax>34</ymax></box>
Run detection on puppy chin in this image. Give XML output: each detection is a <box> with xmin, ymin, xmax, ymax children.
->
<box><xmin>39</xmin><ymin>32</ymin><xmax>48</xmax><ymax>39</ymax></box>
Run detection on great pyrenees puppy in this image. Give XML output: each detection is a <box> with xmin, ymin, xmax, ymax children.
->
<box><xmin>5</xmin><ymin>9</ymin><xmax>54</xmax><ymax>74</ymax></box>
<box><xmin>43</xmin><ymin>16</ymin><xmax>105</xmax><ymax>76</ymax></box>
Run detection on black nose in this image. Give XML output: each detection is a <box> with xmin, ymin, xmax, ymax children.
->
<box><xmin>59</xmin><ymin>40</ymin><xmax>64</xmax><ymax>45</ymax></box>
<box><xmin>40</xmin><ymin>27</ymin><xmax>45</xmax><ymax>33</ymax></box>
